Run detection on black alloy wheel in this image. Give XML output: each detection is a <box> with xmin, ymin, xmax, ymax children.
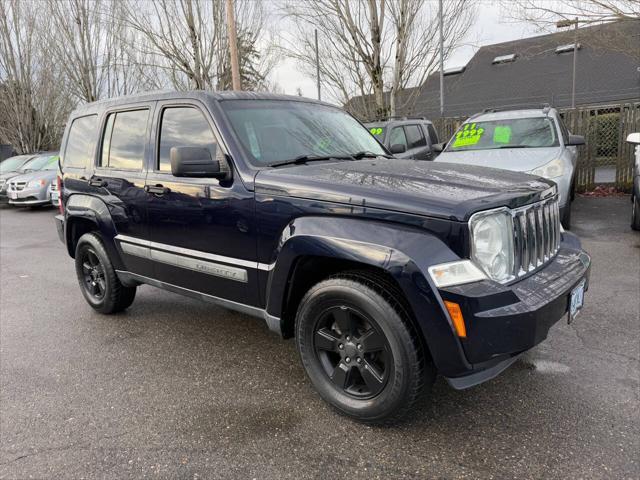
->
<box><xmin>313</xmin><ymin>306</ymin><xmax>391</xmax><ymax>399</ymax></box>
<box><xmin>296</xmin><ymin>273</ymin><xmax>433</xmax><ymax>424</ymax></box>
<box><xmin>74</xmin><ymin>232</ymin><xmax>137</xmax><ymax>314</ymax></box>
<box><xmin>80</xmin><ymin>248</ymin><xmax>107</xmax><ymax>300</ymax></box>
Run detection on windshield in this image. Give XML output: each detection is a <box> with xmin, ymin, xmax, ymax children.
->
<box><xmin>0</xmin><ymin>155</ymin><xmax>31</xmax><ymax>173</ymax></box>
<box><xmin>445</xmin><ymin>117</ymin><xmax>559</xmax><ymax>152</ymax></box>
<box><xmin>20</xmin><ymin>154</ymin><xmax>58</xmax><ymax>172</ymax></box>
<box><xmin>221</xmin><ymin>100</ymin><xmax>386</xmax><ymax>166</ymax></box>
<box><xmin>43</xmin><ymin>156</ymin><xmax>59</xmax><ymax>170</ymax></box>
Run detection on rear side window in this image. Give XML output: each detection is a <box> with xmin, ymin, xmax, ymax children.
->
<box><xmin>426</xmin><ymin>124</ymin><xmax>439</xmax><ymax>145</ymax></box>
<box><xmin>389</xmin><ymin>127</ymin><xmax>408</xmax><ymax>150</ymax></box>
<box><xmin>100</xmin><ymin>109</ymin><xmax>149</xmax><ymax>170</ymax></box>
<box><xmin>64</xmin><ymin>115</ymin><xmax>98</xmax><ymax>168</ymax></box>
<box><xmin>158</xmin><ymin>107</ymin><xmax>219</xmax><ymax>172</ymax></box>
<box><xmin>405</xmin><ymin>125</ymin><xmax>426</xmax><ymax>149</ymax></box>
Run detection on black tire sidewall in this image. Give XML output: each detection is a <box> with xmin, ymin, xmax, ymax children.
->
<box><xmin>296</xmin><ymin>280</ymin><xmax>419</xmax><ymax>421</ymax></box>
<box><xmin>75</xmin><ymin>233</ymin><xmax>117</xmax><ymax>313</ymax></box>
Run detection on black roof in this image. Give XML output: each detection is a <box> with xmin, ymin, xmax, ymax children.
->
<box><xmin>72</xmin><ymin>90</ymin><xmax>334</xmax><ymax>115</ymax></box>
<box><xmin>348</xmin><ymin>20</ymin><xmax>640</xmax><ymax>120</ymax></box>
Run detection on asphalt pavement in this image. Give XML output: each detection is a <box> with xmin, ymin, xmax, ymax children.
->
<box><xmin>0</xmin><ymin>197</ymin><xmax>638</xmax><ymax>479</ymax></box>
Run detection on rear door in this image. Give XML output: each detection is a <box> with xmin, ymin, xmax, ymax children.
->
<box><xmin>404</xmin><ymin>124</ymin><xmax>432</xmax><ymax>160</ymax></box>
<box><xmin>90</xmin><ymin>103</ymin><xmax>155</xmax><ymax>277</ymax></box>
<box><xmin>143</xmin><ymin>100</ymin><xmax>258</xmax><ymax>306</ymax></box>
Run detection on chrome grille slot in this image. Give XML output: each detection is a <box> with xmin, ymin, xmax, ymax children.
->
<box><xmin>511</xmin><ymin>196</ymin><xmax>561</xmax><ymax>279</ymax></box>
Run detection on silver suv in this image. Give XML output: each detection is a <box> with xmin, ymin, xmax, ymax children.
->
<box><xmin>434</xmin><ymin>106</ymin><xmax>584</xmax><ymax>228</ymax></box>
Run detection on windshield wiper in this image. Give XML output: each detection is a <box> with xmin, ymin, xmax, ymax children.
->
<box><xmin>351</xmin><ymin>151</ymin><xmax>391</xmax><ymax>159</ymax></box>
<box><xmin>496</xmin><ymin>145</ymin><xmax>529</xmax><ymax>149</ymax></box>
<box><xmin>270</xmin><ymin>154</ymin><xmax>355</xmax><ymax>168</ymax></box>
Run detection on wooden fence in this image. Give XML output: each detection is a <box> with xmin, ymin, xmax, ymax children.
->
<box><xmin>432</xmin><ymin>102</ymin><xmax>640</xmax><ymax>191</ymax></box>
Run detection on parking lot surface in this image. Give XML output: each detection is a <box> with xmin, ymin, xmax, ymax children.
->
<box><xmin>1</xmin><ymin>197</ymin><xmax>638</xmax><ymax>479</ymax></box>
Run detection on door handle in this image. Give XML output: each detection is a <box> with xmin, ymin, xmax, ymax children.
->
<box><xmin>89</xmin><ymin>177</ymin><xmax>106</xmax><ymax>187</ymax></box>
<box><xmin>145</xmin><ymin>184</ymin><xmax>171</xmax><ymax>195</ymax></box>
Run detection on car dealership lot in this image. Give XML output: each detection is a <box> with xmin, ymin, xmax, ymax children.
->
<box><xmin>0</xmin><ymin>198</ymin><xmax>638</xmax><ymax>479</ymax></box>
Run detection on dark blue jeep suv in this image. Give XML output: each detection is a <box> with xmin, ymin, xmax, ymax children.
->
<box><xmin>55</xmin><ymin>91</ymin><xmax>591</xmax><ymax>424</ymax></box>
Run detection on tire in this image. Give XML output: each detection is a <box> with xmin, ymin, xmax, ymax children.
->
<box><xmin>632</xmin><ymin>194</ymin><xmax>640</xmax><ymax>231</ymax></box>
<box><xmin>295</xmin><ymin>273</ymin><xmax>431</xmax><ymax>424</ymax></box>
<box><xmin>75</xmin><ymin>232</ymin><xmax>137</xmax><ymax>314</ymax></box>
<box><xmin>561</xmin><ymin>204</ymin><xmax>572</xmax><ymax>230</ymax></box>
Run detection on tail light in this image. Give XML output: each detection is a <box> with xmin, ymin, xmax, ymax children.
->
<box><xmin>57</xmin><ymin>175</ymin><xmax>64</xmax><ymax>214</ymax></box>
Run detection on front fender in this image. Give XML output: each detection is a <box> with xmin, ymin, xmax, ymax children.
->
<box><xmin>264</xmin><ymin>216</ymin><xmax>472</xmax><ymax>375</ymax></box>
<box><xmin>64</xmin><ymin>194</ymin><xmax>124</xmax><ymax>270</ymax></box>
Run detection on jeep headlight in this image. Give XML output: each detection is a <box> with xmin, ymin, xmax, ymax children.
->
<box><xmin>469</xmin><ymin>208</ymin><xmax>514</xmax><ymax>283</ymax></box>
<box><xmin>530</xmin><ymin>158</ymin><xmax>564</xmax><ymax>179</ymax></box>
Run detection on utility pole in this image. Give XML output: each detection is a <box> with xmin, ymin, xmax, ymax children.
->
<box><xmin>315</xmin><ymin>29</ymin><xmax>321</xmax><ymax>101</ymax></box>
<box><xmin>439</xmin><ymin>0</ymin><xmax>444</xmax><ymax>117</ymax></box>
<box><xmin>225</xmin><ymin>0</ymin><xmax>242</xmax><ymax>91</ymax></box>
<box><xmin>556</xmin><ymin>17</ymin><xmax>579</xmax><ymax>109</ymax></box>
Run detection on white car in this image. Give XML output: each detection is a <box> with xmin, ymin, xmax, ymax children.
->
<box><xmin>626</xmin><ymin>132</ymin><xmax>640</xmax><ymax>230</ymax></box>
<box><xmin>434</xmin><ymin>106</ymin><xmax>584</xmax><ymax>228</ymax></box>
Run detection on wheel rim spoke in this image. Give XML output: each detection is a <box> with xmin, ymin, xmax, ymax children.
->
<box><xmin>360</xmin><ymin>360</ymin><xmax>384</xmax><ymax>392</ymax></box>
<box><xmin>332</xmin><ymin>308</ymin><xmax>352</xmax><ymax>336</ymax></box>
<box><xmin>82</xmin><ymin>262</ymin><xmax>92</xmax><ymax>275</ymax></box>
<box><xmin>96</xmin><ymin>278</ymin><xmax>106</xmax><ymax>294</ymax></box>
<box><xmin>330</xmin><ymin>363</ymin><xmax>349</xmax><ymax>389</ymax></box>
<box><xmin>315</xmin><ymin>328</ymin><xmax>340</xmax><ymax>351</ymax></box>
<box><xmin>358</xmin><ymin>328</ymin><xmax>385</xmax><ymax>353</ymax></box>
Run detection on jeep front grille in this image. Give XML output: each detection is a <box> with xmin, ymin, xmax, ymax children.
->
<box><xmin>512</xmin><ymin>196</ymin><xmax>561</xmax><ymax>277</ymax></box>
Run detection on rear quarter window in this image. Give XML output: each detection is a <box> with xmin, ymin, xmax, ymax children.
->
<box><xmin>64</xmin><ymin>115</ymin><xmax>98</xmax><ymax>168</ymax></box>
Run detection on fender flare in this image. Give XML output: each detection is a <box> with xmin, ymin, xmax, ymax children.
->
<box><xmin>64</xmin><ymin>194</ymin><xmax>125</xmax><ymax>270</ymax></box>
<box><xmin>263</xmin><ymin>216</ymin><xmax>472</xmax><ymax>374</ymax></box>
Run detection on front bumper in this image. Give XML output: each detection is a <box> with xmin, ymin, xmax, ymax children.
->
<box><xmin>7</xmin><ymin>186</ymin><xmax>50</xmax><ymax>206</ymax></box>
<box><xmin>438</xmin><ymin>235</ymin><xmax>590</xmax><ymax>388</ymax></box>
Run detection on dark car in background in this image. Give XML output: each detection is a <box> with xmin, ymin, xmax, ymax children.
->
<box><xmin>365</xmin><ymin>117</ymin><xmax>439</xmax><ymax>160</ymax></box>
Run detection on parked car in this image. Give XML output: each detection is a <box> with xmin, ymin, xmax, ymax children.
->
<box><xmin>55</xmin><ymin>92</ymin><xmax>590</xmax><ymax>424</ymax></box>
<box><xmin>7</xmin><ymin>153</ymin><xmax>59</xmax><ymax>207</ymax></box>
<box><xmin>365</xmin><ymin>117</ymin><xmax>439</xmax><ymax>160</ymax></box>
<box><xmin>434</xmin><ymin>106</ymin><xmax>584</xmax><ymax>228</ymax></box>
<box><xmin>627</xmin><ymin>132</ymin><xmax>640</xmax><ymax>230</ymax></box>
<box><xmin>0</xmin><ymin>154</ymin><xmax>38</xmax><ymax>203</ymax></box>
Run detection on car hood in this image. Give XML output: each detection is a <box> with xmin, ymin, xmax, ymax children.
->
<box><xmin>0</xmin><ymin>171</ymin><xmax>23</xmax><ymax>182</ymax></box>
<box><xmin>254</xmin><ymin>159</ymin><xmax>555</xmax><ymax>221</ymax></box>
<box><xmin>434</xmin><ymin>147</ymin><xmax>562</xmax><ymax>172</ymax></box>
<box><xmin>8</xmin><ymin>170</ymin><xmax>57</xmax><ymax>183</ymax></box>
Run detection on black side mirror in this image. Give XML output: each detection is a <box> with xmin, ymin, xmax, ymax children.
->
<box><xmin>170</xmin><ymin>146</ymin><xmax>224</xmax><ymax>178</ymax></box>
<box><xmin>390</xmin><ymin>143</ymin><xmax>407</xmax><ymax>154</ymax></box>
<box><xmin>566</xmin><ymin>134</ymin><xmax>585</xmax><ymax>146</ymax></box>
<box><xmin>432</xmin><ymin>143</ymin><xmax>445</xmax><ymax>152</ymax></box>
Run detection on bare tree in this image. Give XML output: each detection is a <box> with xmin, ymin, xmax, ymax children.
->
<box><xmin>0</xmin><ymin>0</ymin><xmax>73</xmax><ymax>153</ymax></box>
<box><xmin>120</xmin><ymin>0</ymin><xmax>277</xmax><ymax>91</ymax></box>
<box><xmin>283</xmin><ymin>0</ymin><xmax>475</xmax><ymax>119</ymax></box>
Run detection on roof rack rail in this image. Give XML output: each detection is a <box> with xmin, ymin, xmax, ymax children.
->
<box><xmin>480</xmin><ymin>103</ymin><xmax>553</xmax><ymax>114</ymax></box>
<box><xmin>382</xmin><ymin>115</ymin><xmax>428</xmax><ymax>121</ymax></box>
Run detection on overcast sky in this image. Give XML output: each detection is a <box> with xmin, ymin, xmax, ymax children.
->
<box><xmin>270</xmin><ymin>1</ymin><xmax>543</xmax><ymax>104</ymax></box>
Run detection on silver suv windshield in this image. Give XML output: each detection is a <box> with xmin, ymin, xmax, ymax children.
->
<box><xmin>221</xmin><ymin>100</ymin><xmax>386</xmax><ymax>167</ymax></box>
<box><xmin>445</xmin><ymin>117</ymin><xmax>559</xmax><ymax>152</ymax></box>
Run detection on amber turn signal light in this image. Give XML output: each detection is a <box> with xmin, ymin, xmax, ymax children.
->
<box><xmin>444</xmin><ymin>301</ymin><xmax>466</xmax><ymax>338</ymax></box>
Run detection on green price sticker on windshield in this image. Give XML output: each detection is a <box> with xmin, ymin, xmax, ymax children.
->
<box><xmin>370</xmin><ymin>127</ymin><xmax>383</xmax><ymax>136</ymax></box>
<box><xmin>493</xmin><ymin>125</ymin><xmax>512</xmax><ymax>144</ymax></box>
<box><xmin>452</xmin><ymin>123</ymin><xmax>484</xmax><ymax>148</ymax></box>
